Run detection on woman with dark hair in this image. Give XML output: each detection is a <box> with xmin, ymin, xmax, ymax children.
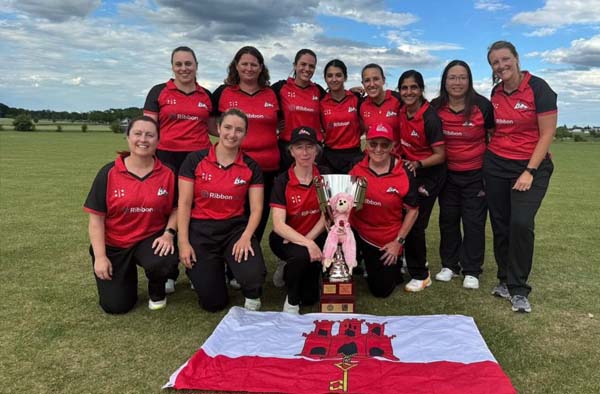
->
<box><xmin>272</xmin><ymin>49</ymin><xmax>326</xmax><ymax>170</ymax></box>
<box><xmin>320</xmin><ymin>59</ymin><xmax>363</xmax><ymax>173</ymax></box>
<box><xmin>144</xmin><ymin>46</ymin><xmax>213</xmax><ymax>293</ymax></box>
<box><xmin>359</xmin><ymin>63</ymin><xmax>402</xmax><ymax>150</ymax></box>
<box><xmin>397</xmin><ymin>70</ymin><xmax>446</xmax><ymax>292</ymax></box>
<box><xmin>212</xmin><ymin>46</ymin><xmax>279</xmax><ymax>242</ymax></box>
<box><xmin>269</xmin><ymin>126</ymin><xmax>327</xmax><ymax>314</ymax></box>
<box><xmin>84</xmin><ymin>116</ymin><xmax>178</xmax><ymax>313</ymax></box>
<box><xmin>431</xmin><ymin>60</ymin><xmax>495</xmax><ymax>290</ymax></box>
<box><xmin>485</xmin><ymin>41</ymin><xmax>557</xmax><ymax>313</ymax></box>
<box><xmin>178</xmin><ymin>108</ymin><xmax>266</xmax><ymax>312</ymax></box>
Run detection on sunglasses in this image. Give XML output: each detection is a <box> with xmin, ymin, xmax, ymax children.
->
<box><xmin>367</xmin><ymin>140</ymin><xmax>392</xmax><ymax>150</ymax></box>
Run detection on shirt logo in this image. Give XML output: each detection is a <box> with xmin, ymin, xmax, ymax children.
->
<box><xmin>287</xmin><ymin>91</ymin><xmax>296</xmax><ymax>98</ymax></box>
<box><xmin>113</xmin><ymin>188</ymin><xmax>125</xmax><ymax>198</ymax></box>
<box><xmin>312</xmin><ymin>95</ymin><xmax>319</xmax><ymax>101</ymax></box>
<box><xmin>157</xmin><ymin>187</ymin><xmax>168</xmax><ymax>196</ymax></box>
<box><xmin>198</xmin><ymin>102</ymin><xmax>208</xmax><ymax>109</ymax></box>
<box><xmin>291</xmin><ymin>194</ymin><xmax>302</xmax><ymax>204</ymax></box>
<box><xmin>264</xmin><ymin>101</ymin><xmax>274</xmax><ymax>108</ymax></box>
<box><xmin>201</xmin><ymin>172</ymin><xmax>213</xmax><ymax>181</ymax></box>
<box><xmin>410</xmin><ymin>130</ymin><xmax>419</xmax><ymax>137</ymax></box>
<box><xmin>386</xmin><ymin>110</ymin><xmax>397</xmax><ymax>117</ymax></box>
<box><xmin>348</xmin><ymin>106</ymin><xmax>356</xmax><ymax>113</ymax></box>
<box><xmin>298</xmin><ymin>128</ymin><xmax>311</xmax><ymax>136</ymax></box>
<box><xmin>386</xmin><ymin>187</ymin><xmax>399</xmax><ymax>194</ymax></box>
<box><xmin>462</xmin><ymin>121</ymin><xmax>474</xmax><ymax>127</ymax></box>
<box><xmin>514</xmin><ymin>101</ymin><xmax>529</xmax><ymax>110</ymax></box>
<box><xmin>234</xmin><ymin>177</ymin><xmax>247</xmax><ymax>185</ymax></box>
<box><xmin>167</xmin><ymin>99</ymin><xmax>177</xmax><ymax>105</ymax></box>
<box><xmin>228</xmin><ymin>100</ymin><xmax>239</xmax><ymax>107</ymax></box>
<box><xmin>323</xmin><ymin>109</ymin><xmax>332</xmax><ymax>116</ymax></box>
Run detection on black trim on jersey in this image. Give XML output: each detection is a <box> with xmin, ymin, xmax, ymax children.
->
<box><xmin>423</xmin><ymin>106</ymin><xmax>444</xmax><ymax>145</ymax></box>
<box><xmin>85</xmin><ymin>162</ymin><xmax>115</xmax><ymax>214</ymax></box>
<box><xmin>529</xmin><ymin>75</ymin><xmax>557</xmax><ymax>114</ymax></box>
<box><xmin>144</xmin><ymin>83</ymin><xmax>167</xmax><ymax>113</ymax></box>
<box><xmin>179</xmin><ymin>149</ymin><xmax>209</xmax><ymax>179</ymax></box>
<box><xmin>474</xmin><ymin>95</ymin><xmax>495</xmax><ymax>130</ymax></box>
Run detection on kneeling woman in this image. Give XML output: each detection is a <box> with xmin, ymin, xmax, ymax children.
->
<box><xmin>349</xmin><ymin>123</ymin><xmax>419</xmax><ymax>297</ymax></box>
<box><xmin>178</xmin><ymin>109</ymin><xmax>266</xmax><ymax>312</ymax></box>
<box><xmin>269</xmin><ymin>126</ymin><xmax>326</xmax><ymax>314</ymax></box>
<box><xmin>84</xmin><ymin>116</ymin><xmax>178</xmax><ymax>314</ymax></box>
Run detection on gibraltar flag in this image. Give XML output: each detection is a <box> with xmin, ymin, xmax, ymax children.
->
<box><xmin>165</xmin><ymin>307</ymin><xmax>515</xmax><ymax>394</ymax></box>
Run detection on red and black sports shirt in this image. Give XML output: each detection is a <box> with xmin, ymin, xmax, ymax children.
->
<box><xmin>359</xmin><ymin>90</ymin><xmax>402</xmax><ymax>144</ymax></box>
<box><xmin>399</xmin><ymin>100</ymin><xmax>445</xmax><ymax>161</ymax></box>
<box><xmin>320</xmin><ymin>90</ymin><xmax>362</xmax><ymax>150</ymax></box>
<box><xmin>84</xmin><ymin>155</ymin><xmax>177</xmax><ymax>249</ymax></box>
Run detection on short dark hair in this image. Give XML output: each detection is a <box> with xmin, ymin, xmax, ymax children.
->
<box><xmin>127</xmin><ymin>115</ymin><xmax>159</xmax><ymax>138</ymax></box>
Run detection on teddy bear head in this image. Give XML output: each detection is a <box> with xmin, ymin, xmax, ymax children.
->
<box><xmin>329</xmin><ymin>192</ymin><xmax>354</xmax><ymax>215</ymax></box>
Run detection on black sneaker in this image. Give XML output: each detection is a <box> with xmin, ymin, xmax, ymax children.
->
<box><xmin>491</xmin><ymin>282</ymin><xmax>511</xmax><ymax>300</ymax></box>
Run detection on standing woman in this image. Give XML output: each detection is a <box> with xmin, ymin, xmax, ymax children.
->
<box><xmin>431</xmin><ymin>60</ymin><xmax>495</xmax><ymax>290</ymax></box>
<box><xmin>212</xmin><ymin>46</ymin><xmax>279</xmax><ymax>241</ymax></box>
<box><xmin>269</xmin><ymin>127</ymin><xmax>327</xmax><ymax>314</ymax></box>
<box><xmin>398</xmin><ymin>70</ymin><xmax>446</xmax><ymax>292</ymax></box>
<box><xmin>178</xmin><ymin>109</ymin><xmax>266</xmax><ymax>312</ymax></box>
<box><xmin>84</xmin><ymin>116</ymin><xmax>178</xmax><ymax>313</ymax></box>
<box><xmin>349</xmin><ymin>123</ymin><xmax>419</xmax><ymax>298</ymax></box>
<box><xmin>359</xmin><ymin>64</ymin><xmax>402</xmax><ymax>149</ymax></box>
<box><xmin>144</xmin><ymin>46</ymin><xmax>213</xmax><ymax>293</ymax></box>
<box><xmin>272</xmin><ymin>49</ymin><xmax>326</xmax><ymax>170</ymax></box>
<box><xmin>320</xmin><ymin>59</ymin><xmax>363</xmax><ymax>173</ymax></box>
<box><xmin>485</xmin><ymin>41</ymin><xmax>556</xmax><ymax>313</ymax></box>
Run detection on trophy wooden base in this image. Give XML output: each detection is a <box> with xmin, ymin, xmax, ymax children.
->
<box><xmin>320</xmin><ymin>279</ymin><xmax>355</xmax><ymax>313</ymax></box>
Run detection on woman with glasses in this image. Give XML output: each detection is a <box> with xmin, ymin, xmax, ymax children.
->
<box><xmin>349</xmin><ymin>123</ymin><xmax>419</xmax><ymax>297</ymax></box>
<box><xmin>269</xmin><ymin>126</ymin><xmax>327</xmax><ymax>314</ymax></box>
<box><xmin>431</xmin><ymin>60</ymin><xmax>494</xmax><ymax>290</ymax></box>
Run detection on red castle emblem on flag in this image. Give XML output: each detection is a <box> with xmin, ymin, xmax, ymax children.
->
<box><xmin>300</xmin><ymin>319</ymin><xmax>398</xmax><ymax>361</ymax></box>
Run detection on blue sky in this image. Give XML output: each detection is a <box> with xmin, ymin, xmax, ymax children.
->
<box><xmin>0</xmin><ymin>0</ymin><xmax>598</xmax><ymax>125</ymax></box>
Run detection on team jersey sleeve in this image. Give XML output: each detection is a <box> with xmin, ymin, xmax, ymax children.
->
<box><xmin>244</xmin><ymin>156</ymin><xmax>264</xmax><ymax>186</ymax></box>
<box><xmin>179</xmin><ymin>151</ymin><xmax>204</xmax><ymax>182</ymax></box>
<box><xmin>211</xmin><ymin>84</ymin><xmax>226</xmax><ymax>116</ymax></box>
<box><xmin>529</xmin><ymin>76</ymin><xmax>558</xmax><ymax>115</ymax></box>
<box><xmin>475</xmin><ymin>95</ymin><xmax>495</xmax><ymax>130</ymax></box>
<box><xmin>423</xmin><ymin>108</ymin><xmax>445</xmax><ymax>146</ymax></box>
<box><xmin>270</xmin><ymin>173</ymin><xmax>288</xmax><ymax>207</ymax></box>
<box><xmin>83</xmin><ymin>162</ymin><xmax>114</xmax><ymax>215</ymax></box>
<box><xmin>402</xmin><ymin>164</ymin><xmax>419</xmax><ymax>209</ymax></box>
<box><xmin>143</xmin><ymin>83</ymin><xmax>166</xmax><ymax>115</ymax></box>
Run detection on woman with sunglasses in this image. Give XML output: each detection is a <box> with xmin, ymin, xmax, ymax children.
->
<box><xmin>349</xmin><ymin>123</ymin><xmax>419</xmax><ymax>297</ymax></box>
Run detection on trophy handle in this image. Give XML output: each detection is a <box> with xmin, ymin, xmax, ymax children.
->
<box><xmin>352</xmin><ymin>176</ymin><xmax>368</xmax><ymax>211</ymax></box>
<box><xmin>314</xmin><ymin>176</ymin><xmax>334</xmax><ymax>230</ymax></box>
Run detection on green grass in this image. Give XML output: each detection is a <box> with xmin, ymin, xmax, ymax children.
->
<box><xmin>1</xmin><ymin>132</ymin><xmax>599</xmax><ymax>394</ymax></box>
<box><xmin>0</xmin><ymin>117</ymin><xmax>110</xmax><ymax>132</ymax></box>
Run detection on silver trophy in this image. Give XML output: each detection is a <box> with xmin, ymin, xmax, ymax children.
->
<box><xmin>314</xmin><ymin>174</ymin><xmax>367</xmax><ymax>282</ymax></box>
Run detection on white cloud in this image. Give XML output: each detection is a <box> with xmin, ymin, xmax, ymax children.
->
<box><xmin>526</xmin><ymin>34</ymin><xmax>600</xmax><ymax>68</ymax></box>
<box><xmin>524</xmin><ymin>27</ymin><xmax>557</xmax><ymax>37</ymax></box>
<box><xmin>4</xmin><ymin>0</ymin><xmax>101</xmax><ymax>22</ymax></box>
<box><xmin>474</xmin><ymin>0</ymin><xmax>509</xmax><ymax>12</ymax></box>
<box><xmin>512</xmin><ymin>0</ymin><xmax>600</xmax><ymax>27</ymax></box>
<box><xmin>318</xmin><ymin>0</ymin><xmax>418</xmax><ymax>28</ymax></box>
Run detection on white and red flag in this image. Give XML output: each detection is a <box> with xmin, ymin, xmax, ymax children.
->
<box><xmin>165</xmin><ymin>307</ymin><xmax>515</xmax><ymax>393</ymax></box>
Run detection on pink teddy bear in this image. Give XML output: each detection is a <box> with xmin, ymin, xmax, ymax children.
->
<box><xmin>322</xmin><ymin>192</ymin><xmax>357</xmax><ymax>274</ymax></box>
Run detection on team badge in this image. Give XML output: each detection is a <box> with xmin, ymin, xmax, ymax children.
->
<box><xmin>157</xmin><ymin>187</ymin><xmax>168</xmax><ymax>196</ymax></box>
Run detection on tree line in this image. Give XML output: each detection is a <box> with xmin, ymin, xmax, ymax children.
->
<box><xmin>0</xmin><ymin>103</ymin><xmax>142</xmax><ymax>124</ymax></box>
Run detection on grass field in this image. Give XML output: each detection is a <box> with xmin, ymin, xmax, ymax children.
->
<box><xmin>1</xmin><ymin>130</ymin><xmax>599</xmax><ymax>394</ymax></box>
<box><xmin>0</xmin><ymin>117</ymin><xmax>111</xmax><ymax>132</ymax></box>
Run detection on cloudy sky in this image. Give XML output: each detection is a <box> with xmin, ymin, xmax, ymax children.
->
<box><xmin>1</xmin><ymin>0</ymin><xmax>599</xmax><ymax>126</ymax></box>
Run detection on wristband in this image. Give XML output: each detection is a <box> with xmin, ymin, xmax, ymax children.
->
<box><xmin>165</xmin><ymin>227</ymin><xmax>177</xmax><ymax>236</ymax></box>
<box><xmin>396</xmin><ymin>236</ymin><xmax>406</xmax><ymax>245</ymax></box>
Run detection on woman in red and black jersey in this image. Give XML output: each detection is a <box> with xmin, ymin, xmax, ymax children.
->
<box><xmin>485</xmin><ymin>41</ymin><xmax>557</xmax><ymax>313</ymax></box>
<box><xmin>212</xmin><ymin>46</ymin><xmax>279</xmax><ymax>242</ymax></box>
<box><xmin>178</xmin><ymin>109</ymin><xmax>266</xmax><ymax>312</ymax></box>
<box><xmin>397</xmin><ymin>70</ymin><xmax>446</xmax><ymax>293</ymax></box>
<box><xmin>359</xmin><ymin>64</ymin><xmax>402</xmax><ymax>149</ymax></box>
<box><xmin>272</xmin><ymin>49</ymin><xmax>326</xmax><ymax>170</ymax></box>
<box><xmin>144</xmin><ymin>46</ymin><xmax>213</xmax><ymax>290</ymax></box>
<box><xmin>320</xmin><ymin>59</ymin><xmax>363</xmax><ymax>173</ymax></box>
<box><xmin>84</xmin><ymin>116</ymin><xmax>178</xmax><ymax>314</ymax></box>
<box><xmin>269</xmin><ymin>126</ymin><xmax>327</xmax><ymax>314</ymax></box>
<box><xmin>431</xmin><ymin>60</ymin><xmax>495</xmax><ymax>290</ymax></box>
<box><xmin>349</xmin><ymin>123</ymin><xmax>419</xmax><ymax>298</ymax></box>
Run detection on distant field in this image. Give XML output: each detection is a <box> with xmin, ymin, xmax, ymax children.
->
<box><xmin>0</xmin><ymin>117</ymin><xmax>111</xmax><ymax>132</ymax></box>
<box><xmin>1</xmin><ymin>131</ymin><xmax>599</xmax><ymax>394</ymax></box>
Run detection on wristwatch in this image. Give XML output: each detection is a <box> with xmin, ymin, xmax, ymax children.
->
<box><xmin>165</xmin><ymin>227</ymin><xmax>177</xmax><ymax>236</ymax></box>
<box><xmin>525</xmin><ymin>167</ymin><xmax>537</xmax><ymax>176</ymax></box>
<box><xmin>396</xmin><ymin>236</ymin><xmax>406</xmax><ymax>245</ymax></box>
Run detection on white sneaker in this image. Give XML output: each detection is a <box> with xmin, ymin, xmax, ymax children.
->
<box><xmin>165</xmin><ymin>279</ymin><xmax>175</xmax><ymax>294</ymax></box>
<box><xmin>244</xmin><ymin>297</ymin><xmax>261</xmax><ymax>311</ymax></box>
<box><xmin>283</xmin><ymin>296</ymin><xmax>300</xmax><ymax>314</ymax></box>
<box><xmin>148</xmin><ymin>297</ymin><xmax>167</xmax><ymax>310</ymax></box>
<box><xmin>463</xmin><ymin>275</ymin><xmax>480</xmax><ymax>289</ymax></box>
<box><xmin>404</xmin><ymin>275</ymin><xmax>432</xmax><ymax>292</ymax></box>
<box><xmin>229</xmin><ymin>278</ymin><xmax>242</xmax><ymax>290</ymax></box>
<box><xmin>272</xmin><ymin>258</ymin><xmax>287</xmax><ymax>288</ymax></box>
<box><xmin>435</xmin><ymin>268</ymin><xmax>459</xmax><ymax>282</ymax></box>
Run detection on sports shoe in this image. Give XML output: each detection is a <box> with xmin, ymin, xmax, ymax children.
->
<box><xmin>228</xmin><ymin>278</ymin><xmax>242</xmax><ymax>290</ymax></box>
<box><xmin>435</xmin><ymin>268</ymin><xmax>459</xmax><ymax>282</ymax></box>
<box><xmin>272</xmin><ymin>258</ymin><xmax>287</xmax><ymax>288</ymax></box>
<box><xmin>148</xmin><ymin>298</ymin><xmax>167</xmax><ymax>310</ymax></box>
<box><xmin>491</xmin><ymin>282</ymin><xmax>511</xmax><ymax>300</ymax></box>
<box><xmin>462</xmin><ymin>275</ymin><xmax>480</xmax><ymax>289</ymax></box>
<box><xmin>165</xmin><ymin>279</ymin><xmax>176</xmax><ymax>294</ymax></box>
<box><xmin>511</xmin><ymin>295</ymin><xmax>532</xmax><ymax>313</ymax></box>
<box><xmin>404</xmin><ymin>275</ymin><xmax>432</xmax><ymax>292</ymax></box>
<box><xmin>283</xmin><ymin>296</ymin><xmax>300</xmax><ymax>314</ymax></box>
<box><xmin>244</xmin><ymin>297</ymin><xmax>261</xmax><ymax>311</ymax></box>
